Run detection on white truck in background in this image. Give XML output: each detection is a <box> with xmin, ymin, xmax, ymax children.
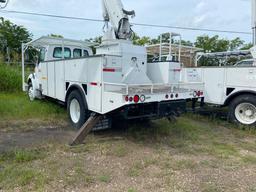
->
<box><xmin>180</xmin><ymin>0</ymin><xmax>256</xmax><ymax>126</ymax></box>
<box><xmin>22</xmin><ymin>0</ymin><xmax>204</xmax><ymax>129</ymax></box>
<box><xmin>145</xmin><ymin>0</ymin><xmax>256</xmax><ymax>126</ymax></box>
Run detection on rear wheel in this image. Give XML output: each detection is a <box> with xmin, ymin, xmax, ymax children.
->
<box><xmin>228</xmin><ymin>94</ymin><xmax>256</xmax><ymax>126</ymax></box>
<box><xmin>67</xmin><ymin>90</ymin><xmax>88</xmax><ymax>129</ymax></box>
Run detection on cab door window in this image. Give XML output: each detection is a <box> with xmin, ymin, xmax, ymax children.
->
<box><xmin>53</xmin><ymin>47</ymin><xmax>71</xmax><ymax>59</ymax></box>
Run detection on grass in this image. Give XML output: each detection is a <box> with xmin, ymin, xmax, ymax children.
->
<box><xmin>107</xmin><ymin>143</ymin><xmax>129</xmax><ymax>157</ymax></box>
<box><xmin>64</xmin><ymin>170</ymin><xmax>95</xmax><ymax>187</ymax></box>
<box><xmin>0</xmin><ymin>165</ymin><xmax>47</xmax><ymax>190</ymax></box>
<box><xmin>242</xmin><ymin>155</ymin><xmax>256</xmax><ymax>164</ymax></box>
<box><xmin>0</xmin><ymin>63</ymin><xmax>22</xmax><ymax>92</ymax></box>
<box><xmin>127</xmin><ymin>157</ymin><xmax>158</xmax><ymax>177</ymax></box>
<box><xmin>127</xmin><ymin>188</ymin><xmax>137</xmax><ymax>192</ymax></box>
<box><xmin>0</xmin><ymin>114</ymin><xmax>256</xmax><ymax>191</ymax></box>
<box><xmin>201</xmin><ymin>182</ymin><xmax>222</xmax><ymax>192</ymax></box>
<box><xmin>0</xmin><ymin>148</ymin><xmax>46</xmax><ymax>163</ymax></box>
<box><xmin>0</xmin><ymin>63</ymin><xmax>66</xmax><ymax>122</ymax></box>
<box><xmin>0</xmin><ymin>92</ymin><xmax>66</xmax><ymax>121</ymax></box>
<box><xmin>98</xmin><ymin>174</ymin><xmax>111</xmax><ymax>183</ymax></box>
<box><xmin>0</xmin><ymin>148</ymin><xmax>48</xmax><ymax>190</ymax></box>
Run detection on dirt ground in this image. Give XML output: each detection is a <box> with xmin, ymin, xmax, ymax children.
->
<box><xmin>1</xmin><ymin>116</ymin><xmax>256</xmax><ymax>192</ymax></box>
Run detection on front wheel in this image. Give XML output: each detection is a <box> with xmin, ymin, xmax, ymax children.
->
<box><xmin>67</xmin><ymin>90</ymin><xmax>88</xmax><ymax>129</ymax></box>
<box><xmin>228</xmin><ymin>94</ymin><xmax>256</xmax><ymax>126</ymax></box>
<box><xmin>28</xmin><ymin>83</ymin><xmax>35</xmax><ymax>101</ymax></box>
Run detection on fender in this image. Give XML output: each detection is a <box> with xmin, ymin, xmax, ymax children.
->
<box><xmin>27</xmin><ymin>73</ymin><xmax>41</xmax><ymax>99</ymax></box>
<box><xmin>224</xmin><ymin>90</ymin><xmax>256</xmax><ymax>106</ymax></box>
<box><xmin>28</xmin><ymin>73</ymin><xmax>40</xmax><ymax>89</ymax></box>
<box><xmin>65</xmin><ymin>84</ymin><xmax>88</xmax><ymax>109</ymax></box>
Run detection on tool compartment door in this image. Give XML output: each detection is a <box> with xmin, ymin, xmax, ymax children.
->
<box><xmin>55</xmin><ymin>60</ymin><xmax>65</xmax><ymax>101</ymax></box>
<box><xmin>87</xmin><ymin>58</ymin><xmax>103</xmax><ymax>113</ymax></box>
<box><xmin>183</xmin><ymin>67</ymin><xmax>225</xmax><ymax>105</ymax></box>
<box><xmin>47</xmin><ymin>61</ymin><xmax>56</xmax><ymax>98</ymax></box>
<box><xmin>202</xmin><ymin>68</ymin><xmax>225</xmax><ymax>105</ymax></box>
<box><xmin>38</xmin><ymin>62</ymin><xmax>48</xmax><ymax>96</ymax></box>
<box><xmin>226</xmin><ymin>67</ymin><xmax>256</xmax><ymax>87</ymax></box>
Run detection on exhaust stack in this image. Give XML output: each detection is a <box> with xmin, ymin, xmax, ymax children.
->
<box><xmin>251</xmin><ymin>0</ymin><xmax>256</xmax><ymax>59</ymax></box>
<box><xmin>252</xmin><ymin>0</ymin><xmax>256</xmax><ymax>45</ymax></box>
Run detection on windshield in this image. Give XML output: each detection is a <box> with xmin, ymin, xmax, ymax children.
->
<box><xmin>39</xmin><ymin>47</ymin><xmax>46</xmax><ymax>62</ymax></box>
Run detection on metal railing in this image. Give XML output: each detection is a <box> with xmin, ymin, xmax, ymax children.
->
<box><xmin>103</xmin><ymin>82</ymin><xmax>204</xmax><ymax>95</ymax></box>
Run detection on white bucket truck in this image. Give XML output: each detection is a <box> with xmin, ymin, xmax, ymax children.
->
<box><xmin>22</xmin><ymin>0</ymin><xmax>204</xmax><ymax>129</ymax></box>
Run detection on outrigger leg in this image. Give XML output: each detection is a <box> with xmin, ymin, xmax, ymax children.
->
<box><xmin>70</xmin><ymin>113</ymin><xmax>102</xmax><ymax>146</ymax></box>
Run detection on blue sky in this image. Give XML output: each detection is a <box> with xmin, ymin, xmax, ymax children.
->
<box><xmin>0</xmin><ymin>0</ymin><xmax>253</xmax><ymax>43</ymax></box>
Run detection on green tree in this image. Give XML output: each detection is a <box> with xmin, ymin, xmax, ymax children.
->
<box><xmin>229</xmin><ymin>37</ymin><xmax>244</xmax><ymax>51</ymax></box>
<box><xmin>195</xmin><ymin>35</ymin><xmax>245</xmax><ymax>53</ymax></box>
<box><xmin>0</xmin><ymin>17</ymin><xmax>32</xmax><ymax>62</ymax></box>
<box><xmin>180</xmin><ymin>40</ymin><xmax>193</xmax><ymax>46</ymax></box>
<box><xmin>195</xmin><ymin>35</ymin><xmax>227</xmax><ymax>52</ymax></box>
<box><xmin>132</xmin><ymin>33</ymin><xmax>151</xmax><ymax>45</ymax></box>
<box><xmin>240</xmin><ymin>43</ymin><xmax>253</xmax><ymax>50</ymax></box>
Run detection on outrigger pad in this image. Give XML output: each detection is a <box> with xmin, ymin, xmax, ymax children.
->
<box><xmin>70</xmin><ymin>113</ymin><xmax>102</xmax><ymax>146</ymax></box>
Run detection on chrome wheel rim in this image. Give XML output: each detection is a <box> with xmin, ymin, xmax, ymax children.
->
<box><xmin>70</xmin><ymin>99</ymin><xmax>81</xmax><ymax>124</ymax></box>
<box><xmin>235</xmin><ymin>103</ymin><xmax>256</xmax><ymax>125</ymax></box>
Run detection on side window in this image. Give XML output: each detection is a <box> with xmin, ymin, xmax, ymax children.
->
<box><xmin>64</xmin><ymin>48</ymin><xmax>71</xmax><ymax>58</ymax></box>
<box><xmin>53</xmin><ymin>47</ymin><xmax>62</xmax><ymax>58</ymax></box>
<box><xmin>73</xmin><ymin>49</ymin><xmax>82</xmax><ymax>58</ymax></box>
<box><xmin>84</xmin><ymin>50</ymin><xmax>89</xmax><ymax>57</ymax></box>
<box><xmin>53</xmin><ymin>47</ymin><xmax>71</xmax><ymax>59</ymax></box>
<box><xmin>39</xmin><ymin>47</ymin><xmax>46</xmax><ymax>62</ymax></box>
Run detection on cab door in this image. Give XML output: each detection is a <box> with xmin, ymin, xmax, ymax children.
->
<box><xmin>38</xmin><ymin>62</ymin><xmax>48</xmax><ymax>96</ymax></box>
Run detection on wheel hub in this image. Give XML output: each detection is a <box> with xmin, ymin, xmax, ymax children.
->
<box><xmin>70</xmin><ymin>99</ymin><xmax>81</xmax><ymax>124</ymax></box>
<box><xmin>235</xmin><ymin>103</ymin><xmax>256</xmax><ymax>125</ymax></box>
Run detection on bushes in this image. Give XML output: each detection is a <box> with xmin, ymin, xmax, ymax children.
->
<box><xmin>0</xmin><ymin>63</ymin><xmax>22</xmax><ymax>92</ymax></box>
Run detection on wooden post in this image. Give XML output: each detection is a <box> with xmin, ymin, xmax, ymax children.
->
<box><xmin>70</xmin><ymin>113</ymin><xmax>102</xmax><ymax>146</ymax></box>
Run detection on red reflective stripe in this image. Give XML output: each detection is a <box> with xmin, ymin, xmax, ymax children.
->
<box><xmin>90</xmin><ymin>82</ymin><xmax>97</xmax><ymax>86</ymax></box>
<box><xmin>103</xmin><ymin>68</ymin><xmax>115</xmax><ymax>72</ymax></box>
<box><xmin>173</xmin><ymin>69</ymin><xmax>181</xmax><ymax>72</ymax></box>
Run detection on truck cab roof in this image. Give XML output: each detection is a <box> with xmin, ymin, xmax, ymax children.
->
<box><xmin>24</xmin><ymin>36</ymin><xmax>96</xmax><ymax>62</ymax></box>
<box><xmin>25</xmin><ymin>36</ymin><xmax>96</xmax><ymax>48</ymax></box>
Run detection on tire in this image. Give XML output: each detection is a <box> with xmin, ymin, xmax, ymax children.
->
<box><xmin>228</xmin><ymin>94</ymin><xmax>256</xmax><ymax>126</ymax></box>
<box><xmin>28</xmin><ymin>82</ymin><xmax>35</xmax><ymax>101</ymax></box>
<box><xmin>67</xmin><ymin>90</ymin><xmax>88</xmax><ymax>129</ymax></box>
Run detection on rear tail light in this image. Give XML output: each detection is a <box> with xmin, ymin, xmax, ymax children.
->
<box><xmin>196</xmin><ymin>91</ymin><xmax>201</xmax><ymax>97</ymax></box>
<box><xmin>125</xmin><ymin>96</ymin><xmax>129</xmax><ymax>102</ymax></box>
<box><xmin>175</xmin><ymin>94</ymin><xmax>179</xmax><ymax>98</ymax></box>
<box><xmin>129</xmin><ymin>97</ymin><xmax>133</xmax><ymax>102</ymax></box>
<box><xmin>134</xmin><ymin>95</ymin><xmax>140</xmax><ymax>103</ymax></box>
<box><xmin>170</xmin><ymin>94</ymin><xmax>174</xmax><ymax>98</ymax></box>
<box><xmin>200</xmin><ymin>91</ymin><xmax>204</xmax><ymax>96</ymax></box>
<box><xmin>165</xmin><ymin>94</ymin><xmax>169</xmax><ymax>99</ymax></box>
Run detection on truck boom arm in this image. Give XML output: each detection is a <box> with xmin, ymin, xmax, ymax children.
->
<box><xmin>102</xmin><ymin>0</ymin><xmax>135</xmax><ymax>40</ymax></box>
